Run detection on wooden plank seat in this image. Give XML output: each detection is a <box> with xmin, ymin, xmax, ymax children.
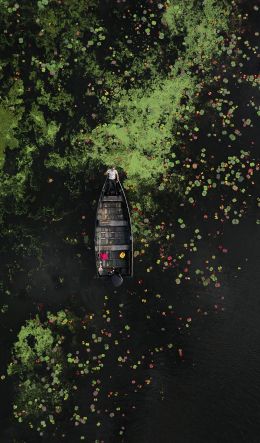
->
<box><xmin>99</xmin><ymin>238</ymin><xmax>129</xmax><ymax>246</ymax></box>
<box><xmin>98</xmin><ymin>220</ymin><xmax>128</xmax><ymax>227</ymax></box>
<box><xmin>102</xmin><ymin>196</ymin><xmax>123</xmax><ymax>202</ymax></box>
<box><xmin>98</xmin><ymin>214</ymin><xmax>125</xmax><ymax>221</ymax></box>
<box><xmin>103</xmin><ymin>259</ymin><xmax>127</xmax><ymax>267</ymax></box>
<box><xmin>95</xmin><ymin>244</ymin><xmax>131</xmax><ymax>251</ymax></box>
<box><xmin>96</xmin><ymin>226</ymin><xmax>129</xmax><ymax>232</ymax></box>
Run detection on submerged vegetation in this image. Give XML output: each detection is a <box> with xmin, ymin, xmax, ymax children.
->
<box><xmin>0</xmin><ymin>0</ymin><xmax>259</xmax><ymax>440</ymax></box>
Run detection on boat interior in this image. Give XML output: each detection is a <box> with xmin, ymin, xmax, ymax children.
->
<box><xmin>95</xmin><ymin>191</ymin><xmax>132</xmax><ymax>277</ymax></box>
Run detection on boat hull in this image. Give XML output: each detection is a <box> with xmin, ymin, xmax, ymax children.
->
<box><xmin>94</xmin><ymin>179</ymin><xmax>133</xmax><ymax>278</ymax></box>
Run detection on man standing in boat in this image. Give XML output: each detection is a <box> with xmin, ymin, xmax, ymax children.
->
<box><xmin>105</xmin><ymin>165</ymin><xmax>119</xmax><ymax>195</ymax></box>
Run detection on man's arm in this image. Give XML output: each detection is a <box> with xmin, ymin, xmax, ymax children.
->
<box><xmin>116</xmin><ymin>170</ymin><xmax>119</xmax><ymax>181</ymax></box>
<box><xmin>104</xmin><ymin>169</ymin><xmax>109</xmax><ymax>176</ymax></box>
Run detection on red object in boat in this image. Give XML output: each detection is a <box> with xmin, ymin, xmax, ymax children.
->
<box><xmin>100</xmin><ymin>252</ymin><xmax>109</xmax><ymax>260</ymax></box>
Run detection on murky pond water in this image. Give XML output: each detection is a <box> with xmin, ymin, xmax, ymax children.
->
<box><xmin>0</xmin><ymin>2</ymin><xmax>259</xmax><ymax>443</ymax></box>
<box><xmin>124</xmin><ymin>215</ymin><xmax>260</xmax><ymax>443</ymax></box>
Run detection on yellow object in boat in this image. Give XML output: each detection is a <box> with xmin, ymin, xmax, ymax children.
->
<box><xmin>119</xmin><ymin>251</ymin><xmax>126</xmax><ymax>259</ymax></box>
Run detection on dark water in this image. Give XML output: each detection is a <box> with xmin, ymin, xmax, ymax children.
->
<box><xmin>125</xmin><ymin>215</ymin><xmax>260</xmax><ymax>443</ymax></box>
<box><xmin>1</xmin><ymin>214</ymin><xmax>260</xmax><ymax>443</ymax></box>
<box><xmin>0</xmin><ymin>2</ymin><xmax>260</xmax><ymax>443</ymax></box>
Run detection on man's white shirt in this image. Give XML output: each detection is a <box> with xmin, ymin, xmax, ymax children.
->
<box><xmin>107</xmin><ymin>169</ymin><xmax>118</xmax><ymax>180</ymax></box>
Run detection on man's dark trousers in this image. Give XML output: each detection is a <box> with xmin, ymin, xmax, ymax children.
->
<box><xmin>108</xmin><ymin>179</ymin><xmax>117</xmax><ymax>195</ymax></box>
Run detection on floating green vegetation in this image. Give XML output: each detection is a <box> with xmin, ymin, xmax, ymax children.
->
<box><xmin>0</xmin><ymin>3</ymin><xmax>259</xmax><ymax>439</ymax></box>
<box><xmin>0</xmin><ymin>0</ymin><xmax>257</xmax><ymax>239</ymax></box>
<box><xmin>7</xmin><ymin>314</ymin><xmax>70</xmax><ymax>426</ymax></box>
<box><xmin>0</xmin><ymin>79</ymin><xmax>24</xmax><ymax>165</ymax></box>
<box><xmin>6</xmin><ymin>298</ymin><xmax>184</xmax><ymax>437</ymax></box>
<box><xmin>0</xmin><ymin>0</ymin><xmax>235</xmax><ymax>225</ymax></box>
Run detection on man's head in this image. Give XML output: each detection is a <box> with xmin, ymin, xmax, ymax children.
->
<box><xmin>111</xmin><ymin>165</ymin><xmax>115</xmax><ymax>170</ymax></box>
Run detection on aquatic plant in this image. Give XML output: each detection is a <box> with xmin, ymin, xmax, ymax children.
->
<box><xmin>0</xmin><ymin>0</ymin><xmax>234</xmax><ymax>225</ymax></box>
<box><xmin>7</xmin><ymin>312</ymin><xmax>77</xmax><ymax>430</ymax></box>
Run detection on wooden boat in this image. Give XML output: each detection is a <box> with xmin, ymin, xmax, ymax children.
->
<box><xmin>94</xmin><ymin>179</ymin><xmax>133</xmax><ymax>278</ymax></box>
